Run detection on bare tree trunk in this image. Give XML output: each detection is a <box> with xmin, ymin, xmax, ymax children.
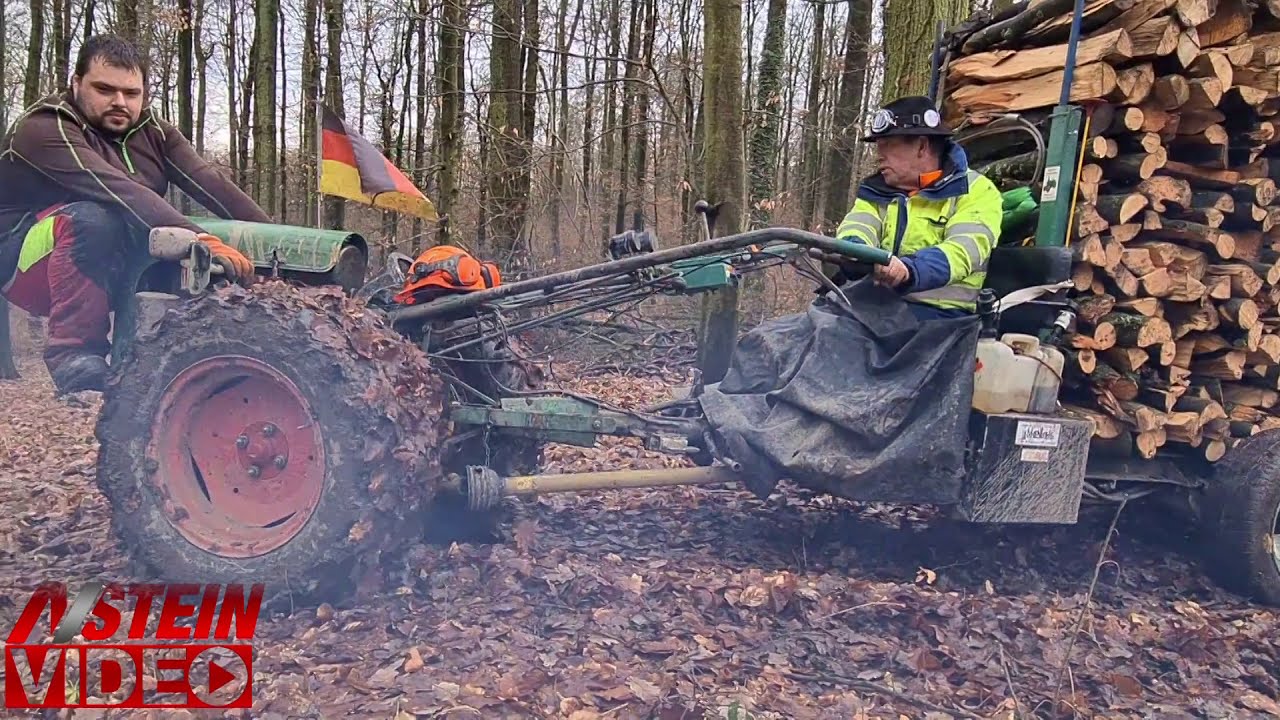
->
<box><xmin>226</xmin><ymin>0</ymin><xmax>240</xmax><ymax>180</ymax></box>
<box><xmin>278</xmin><ymin>15</ymin><xmax>288</xmax><ymax>222</ymax></box>
<box><xmin>799</xmin><ymin>2</ymin><xmax>826</xmax><ymax>230</ymax></box>
<box><xmin>679</xmin><ymin>0</ymin><xmax>696</xmax><ymax>241</ymax></box>
<box><xmin>412</xmin><ymin>0</ymin><xmax>429</xmax><ymax>245</ymax></box>
<box><xmin>398</xmin><ymin>16</ymin><xmax>413</xmax><ymax>172</ymax></box>
<box><xmin>485</xmin><ymin>0</ymin><xmax>527</xmax><ymax>271</ymax></box>
<box><xmin>357</xmin><ymin>3</ymin><xmax>373</xmax><ymax>135</ymax></box>
<box><xmin>26</xmin><ymin>0</ymin><xmax>45</xmax><ymax>106</ymax></box>
<box><xmin>881</xmin><ymin>0</ymin><xmax>969</xmax><ymax>101</ymax></box>
<box><xmin>697</xmin><ymin>0</ymin><xmax>745</xmax><ymax>383</ymax></box>
<box><xmin>615</xmin><ymin>0</ymin><xmax>640</xmax><ymax>234</ymax></box>
<box><xmin>436</xmin><ymin>0</ymin><xmax>464</xmax><ymax>243</ymax></box>
<box><xmin>322</xmin><ymin>0</ymin><xmax>346</xmax><ymax>229</ymax></box>
<box><xmin>0</xmin><ymin>0</ymin><xmax>18</xmax><ymax>381</ymax></box>
<box><xmin>631</xmin><ymin>0</ymin><xmax>656</xmax><ymax>231</ymax></box>
<box><xmin>194</xmin><ymin>0</ymin><xmax>210</xmax><ymax>154</ymax></box>
<box><xmin>520</xmin><ymin>0</ymin><xmax>538</xmax><ymax>268</ymax></box>
<box><xmin>116</xmin><ymin>0</ymin><xmax>138</xmax><ymax>41</ymax></box>
<box><xmin>550</xmin><ymin>0</ymin><xmax>582</xmax><ymax>259</ymax></box>
<box><xmin>747</xmin><ymin>0</ymin><xmax>786</xmax><ymax>228</ymax></box>
<box><xmin>581</xmin><ymin>1</ymin><xmax>597</xmax><ymax>208</ymax></box>
<box><xmin>476</xmin><ymin>80</ymin><xmax>488</xmax><ymax>248</ymax></box>
<box><xmin>822</xmin><ymin>0</ymin><xmax>870</xmax><ymax>233</ymax></box>
<box><xmin>48</xmin><ymin>0</ymin><xmax>68</xmax><ymax>91</ymax></box>
<box><xmin>598</xmin><ymin>1</ymin><xmax>621</xmax><ymax>244</ymax></box>
<box><xmin>177</xmin><ymin>0</ymin><xmax>194</xmax><ymax>212</ymax></box>
<box><xmin>238</xmin><ymin>11</ymin><xmax>254</xmax><ymax>187</ymax></box>
<box><xmin>301</xmin><ymin>0</ymin><xmax>320</xmax><ymax>226</ymax></box>
<box><xmin>22</xmin><ymin>0</ymin><xmax>48</xmax><ymax>354</ymax></box>
<box><xmin>57</xmin><ymin>0</ymin><xmax>70</xmax><ymax>84</ymax></box>
<box><xmin>778</xmin><ymin>12</ymin><xmax>803</xmax><ymax>199</ymax></box>
<box><xmin>83</xmin><ymin>0</ymin><xmax>96</xmax><ymax>43</ymax></box>
<box><xmin>251</xmin><ymin>0</ymin><xmax>278</xmax><ymax>213</ymax></box>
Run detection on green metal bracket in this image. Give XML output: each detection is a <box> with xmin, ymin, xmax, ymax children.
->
<box><xmin>449</xmin><ymin>395</ymin><xmax>701</xmax><ymax>454</ymax></box>
<box><xmin>670</xmin><ymin>257</ymin><xmax>736</xmax><ymax>291</ymax></box>
<box><xmin>668</xmin><ymin>243</ymin><xmax>796</xmax><ymax>292</ymax></box>
<box><xmin>450</xmin><ymin>396</ymin><xmax>623</xmax><ymax>447</ymax></box>
<box><xmin>1032</xmin><ymin>106</ymin><xmax>1083</xmax><ymax>248</ymax></box>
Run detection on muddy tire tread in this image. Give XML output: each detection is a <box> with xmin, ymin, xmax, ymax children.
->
<box><xmin>1201</xmin><ymin>429</ymin><xmax>1280</xmax><ymax>606</ymax></box>
<box><xmin>94</xmin><ymin>283</ymin><xmax>446</xmax><ymax>608</ymax></box>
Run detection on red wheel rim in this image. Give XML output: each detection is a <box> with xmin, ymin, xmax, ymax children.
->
<box><xmin>148</xmin><ymin>356</ymin><xmax>326</xmax><ymax>558</ymax></box>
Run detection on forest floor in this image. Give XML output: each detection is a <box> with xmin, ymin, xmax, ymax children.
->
<box><xmin>0</xmin><ymin>348</ymin><xmax>1278</xmax><ymax>720</ymax></box>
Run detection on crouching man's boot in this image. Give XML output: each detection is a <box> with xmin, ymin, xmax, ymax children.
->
<box><xmin>48</xmin><ymin>353</ymin><xmax>110</xmax><ymax>394</ymax></box>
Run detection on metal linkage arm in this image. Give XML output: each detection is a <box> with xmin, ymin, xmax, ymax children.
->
<box><xmin>388</xmin><ymin>228</ymin><xmax>891</xmax><ymax>325</ymax></box>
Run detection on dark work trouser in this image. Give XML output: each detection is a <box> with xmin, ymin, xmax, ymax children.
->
<box><xmin>0</xmin><ymin>202</ymin><xmax>134</xmax><ymax>373</ymax></box>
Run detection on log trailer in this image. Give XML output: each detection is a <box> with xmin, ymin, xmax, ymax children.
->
<box><xmin>86</xmin><ymin>0</ymin><xmax>1280</xmax><ymax>608</ymax></box>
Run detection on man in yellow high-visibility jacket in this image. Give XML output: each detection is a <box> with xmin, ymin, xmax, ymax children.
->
<box><xmin>834</xmin><ymin>95</ymin><xmax>1002</xmax><ymax>321</ymax></box>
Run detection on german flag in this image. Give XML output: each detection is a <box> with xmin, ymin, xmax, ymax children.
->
<box><xmin>319</xmin><ymin>103</ymin><xmax>438</xmax><ymax>221</ymax></box>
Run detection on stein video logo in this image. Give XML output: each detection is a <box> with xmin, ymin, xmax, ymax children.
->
<box><xmin>4</xmin><ymin>581</ymin><xmax>263</xmax><ymax>709</ymax></box>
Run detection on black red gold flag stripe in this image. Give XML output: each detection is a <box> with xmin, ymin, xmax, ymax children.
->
<box><xmin>318</xmin><ymin>104</ymin><xmax>438</xmax><ymax>221</ymax></box>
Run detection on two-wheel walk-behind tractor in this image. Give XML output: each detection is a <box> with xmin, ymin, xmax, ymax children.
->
<box><xmin>91</xmin><ymin>0</ymin><xmax>1280</xmax><ymax>609</ymax></box>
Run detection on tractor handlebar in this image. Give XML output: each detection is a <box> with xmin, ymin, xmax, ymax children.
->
<box><xmin>805</xmin><ymin>236</ymin><xmax>892</xmax><ymax>266</ymax></box>
<box><xmin>390</xmin><ymin>227</ymin><xmax>891</xmax><ymax>325</ymax></box>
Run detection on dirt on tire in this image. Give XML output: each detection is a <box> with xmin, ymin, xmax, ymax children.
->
<box><xmin>94</xmin><ymin>281</ymin><xmax>448</xmax><ymax>608</ymax></box>
<box><xmin>1201</xmin><ymin>428</ymin><xmax>1280</xmax><ymax>605</ymax></box>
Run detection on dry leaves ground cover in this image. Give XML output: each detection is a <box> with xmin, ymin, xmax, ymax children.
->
<box><xmin>0</xmin><ymin>350</ymin><xmax>1277</xmax><ymax>719</ymax></box>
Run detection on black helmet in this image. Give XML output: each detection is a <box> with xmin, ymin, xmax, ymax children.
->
<box><xmin>861</xmin><ymin>95</ymin><xmax>953</xmax><ymax>142</ymax></box>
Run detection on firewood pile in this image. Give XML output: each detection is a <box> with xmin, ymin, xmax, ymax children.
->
<box><xmin>943</xmin><ymin>0</ymin><xmax>1280</xmax><ymax>462</ymax></box>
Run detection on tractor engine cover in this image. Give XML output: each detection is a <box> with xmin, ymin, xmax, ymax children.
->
<box><xmin>959</xmin><ymin>411</ymin><xmax>1093</xmax><ymax>524</ymax></box>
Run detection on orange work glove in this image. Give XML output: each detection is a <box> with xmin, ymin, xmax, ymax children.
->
<box><xmin>197</xmin><ymin>233</ymin><xmax>256</xmax><ymax>285</ymax></box>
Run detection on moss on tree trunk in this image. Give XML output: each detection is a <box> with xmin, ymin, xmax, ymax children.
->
<box><xmin>821</xmin><ymin>0</ymin><xmax>871</xmax><ymax>233</ymax></box>
<box><xmin>881</xmin><ymin>0</ymin><xmax>971</xmax><ymax>103</ymax></box>
<box><xmin>748</xmin><ymin>0</ymin><xmax>787</xmax><ymax>228</ymax></box>
<box><xmin>697</xmin><ymin>0</ymin><xmax>746</xmax><ymax>384</ymax></box>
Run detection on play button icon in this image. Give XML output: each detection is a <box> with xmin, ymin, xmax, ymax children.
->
<box><xmin>209</xmin><ymin>660</ymin><xmax>236</xmax><ymax>694</ymax></box>
<box><xmin>188</xmin><ymin>645</ymin><xmax>252</xmax><ymax>707</ymax></box>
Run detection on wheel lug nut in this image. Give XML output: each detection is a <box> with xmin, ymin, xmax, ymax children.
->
<box><xmin>236</xmin><ymin>435</ymin><xmax>249</xmax><ymax>449</ymax></box>
<box><xmin>273</xmin><ymin>455</ymin><xmax>287</xmax><ymax>469</ymax></box>
<box><xmin>262</xmin><ymin>424</ymin><xmax>276</xmax><ymax>437</ymax></box>
<box><xmin>247</xmin><ymin>465</ymin><xmax>261</xmax><ymax>479</ymax></box>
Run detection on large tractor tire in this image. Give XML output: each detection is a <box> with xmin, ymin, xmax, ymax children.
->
<box><xmin>1199</xmin><ymin>428</ymin><xmax>1280</xmax><ymax>606</ymax></box>
<box><xmin>94</xmin><ymin>282</ymin><xmax>447</xmax><ymax>607</ymax></box>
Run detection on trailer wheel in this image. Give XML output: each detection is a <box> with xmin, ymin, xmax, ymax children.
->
<box><xmin>1200</xmin><ymin>429</ymin><xmax>1280</xmax><ymax>606</ymax></box>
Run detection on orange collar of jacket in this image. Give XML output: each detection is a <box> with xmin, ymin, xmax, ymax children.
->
<box><xmin>908</xmin><ymin>169</ymin><xmax>944</xmax><ymax>197</ymax></box>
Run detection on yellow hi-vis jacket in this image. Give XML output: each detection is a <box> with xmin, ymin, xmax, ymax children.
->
<box><xmin>835</xmin><ymin>142</ymin><xmax>1002</xmax><ymax>313</ymax></box>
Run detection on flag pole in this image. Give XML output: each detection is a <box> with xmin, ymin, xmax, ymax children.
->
<box><xmin>315</xmin><ymin>99</ymin><xmax>325</xmax><ymax>228</ymax></box>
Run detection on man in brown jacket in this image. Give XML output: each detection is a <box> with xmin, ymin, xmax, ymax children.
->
<box><xmin>0</xmin><ymin>34</ymin><xmax>266</xmax><ymax>393</ymax></box>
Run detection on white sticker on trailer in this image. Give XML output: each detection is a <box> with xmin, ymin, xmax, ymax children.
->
<box><xmin>1021</xmin><ymin>448</ymin><xmax>1051</xmax><ymax>463</ymax></box>
<box><xmin>1041</xmin><ymin>165</ymin><xmax>1061</xmax><ymax>203</ymax></box>
<box><xmin>1016</xmin><ymin>421</ymin><xmax>1060</xmax><ymax>448</ymax></box>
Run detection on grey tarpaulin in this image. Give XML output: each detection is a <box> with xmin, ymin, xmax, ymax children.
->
<box><xmin>697</xmin><ymin>277</ymin><xmax>981</xmax><ymax>503</ymax></box>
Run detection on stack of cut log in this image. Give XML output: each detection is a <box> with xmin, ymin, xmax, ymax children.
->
<box><xmin>943</xmin><ymin>0</ymin><xmax>1280</xmax><ymax>461</ymax></box>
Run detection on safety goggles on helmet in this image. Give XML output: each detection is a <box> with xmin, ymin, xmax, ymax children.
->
<box><xmin>871</xmin><ymin>107</ymin><xmax>944</xmax><ymax>134</ymax></box>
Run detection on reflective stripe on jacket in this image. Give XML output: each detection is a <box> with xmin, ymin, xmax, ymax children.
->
<box><xmin>835</xmin><ymin>141</ymin><xmax>1002</xmax><ymax>312</ymax></box>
